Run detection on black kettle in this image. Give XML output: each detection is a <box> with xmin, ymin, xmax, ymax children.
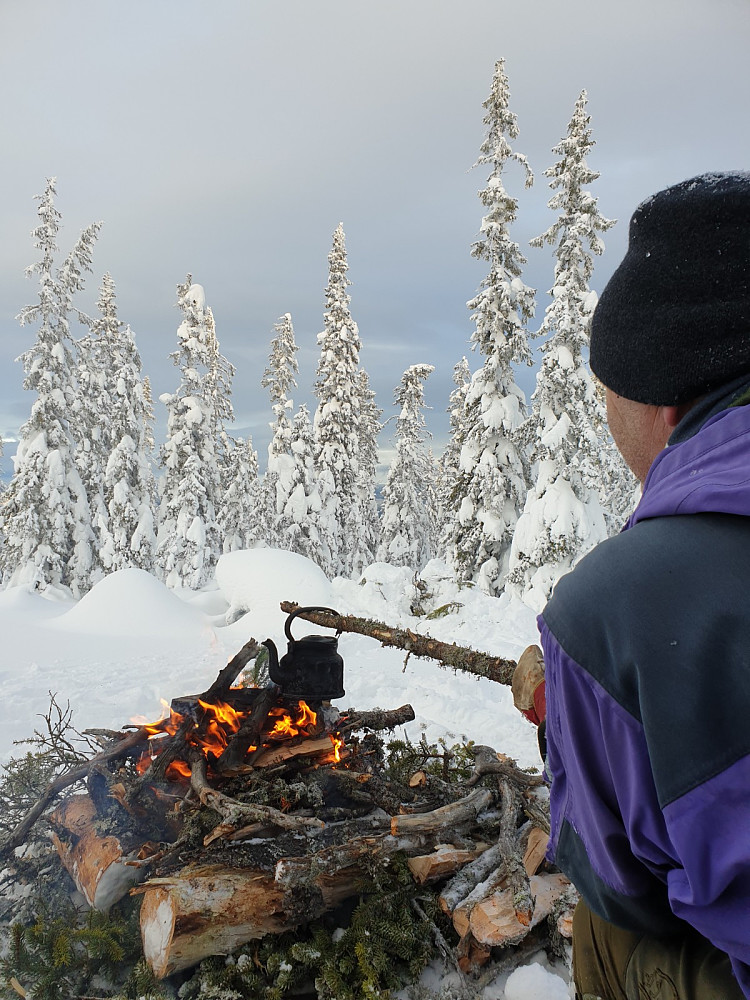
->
<box><xmin>263</xmin><ymin>606</ymin><xmax>345</xmax><ymax>701</ymax></box>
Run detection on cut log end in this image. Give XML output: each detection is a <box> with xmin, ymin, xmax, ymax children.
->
<box><xmin>139</xmin><ymin>867</ymin><xmax>292</xmax><ymax>979</ymax></box>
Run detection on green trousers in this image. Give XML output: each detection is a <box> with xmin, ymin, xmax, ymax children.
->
<box><xmin>572</xmin><ymin>899</ymin><xmax>744</xmax><ymax>1000</ymax></box>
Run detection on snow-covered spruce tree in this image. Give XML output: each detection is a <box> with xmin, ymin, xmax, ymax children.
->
<box><xmin>219</xmin><ymin>435</ymin><xmax>263</xmax><ymax>552</ymax></box>
<box><xmin>73</xmin><ymin>295</ymin><xmax>111</xmax><ymax>587</ymax></box>
<box><xmin>0</xmin><ymin>179</ymin><xmax>101</xmax><ymax>596</ymax></box>
<box><xmin>312</xmin><ymin>224</ymin><xmax>366</xmax><ymax>578</ymax></box>
<box><xmin>88</xmin><ymin>274</ymin><xmax>158</xmax><ymax>573</ymax></box>
<box><xmin>436</xmin><ymin>357</ymin><xmax>471</xmax><ymax>552</ymax></box>
<box><xmin>203</xmin><ymin>299</ymin><xmax>237</xmax><ymax>519</ymax></box>
<box><xmin>507</xmin><ymin>91</ymin><xmax>615</xmax><ymax>611</ymax></box>
<box><xmin>280</xmin><ymin>404</ymin><xmax>328</xmax><ymax>565</ymax></box>
<box><xmin>592</xmin><ymin>377</ymin><xmax>639</xmax><ymax>533</ymax></box>
<box><xmin>260</xmin><ymin>313</ymin><xmax>299</xmax><ymax>547</ymax></box>
<box><xmin>155</xmin><ymin>278</ymin><xmax>227</xmax><ymax>589</ymax></box>
<box><xmin>354</xmin><ymin>367</ymin><xmax>382</xmax><ymax>569</ymax></box>
<box><xmin>447</xmin><ymin>60</ymin><xmax>536</xmax><ymax>595</ymax></box>
<box><xmin>377</xmin><ymin>364</ymin><xmax>436</xmax><ymax>570</ymax></box>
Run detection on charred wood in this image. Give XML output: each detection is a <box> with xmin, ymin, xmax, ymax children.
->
<box><xmin>129</xmin><ymin>639</ymin><xmax>262</xmax><ymax>798</ymax></box>
<box><xmin>215</xmin><ymin>684</ymin><xmax>277</xmax><ymax>774</ymax></box>
<box><xmin>338</xmin><ymin>704</ymin><xmax>416</xmax><ymax>733</ymax></box>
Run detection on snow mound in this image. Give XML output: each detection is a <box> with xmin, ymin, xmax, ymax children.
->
<box><xmin>503</xmin><ymin>961</ymin><xmax>570</xmax><ymax>999</ymax></box>
<box><xmin>0</xmin><ymin>585</ymin><xmax>72</xmax><ymax>620</ymax></box>
<box><xmin>342</xmin><ymin>562</ymin><xmax>418</xmax><ymax>620</ymax></box>
<box><xmin>215</xmin><ymin>549</ymin><xmax>332</xmax><ymax>631</ymax></box>
<box><xmin>51</xmin><ymin>568</ymin><xmax>210</xmax><ymax>636</ymax></box>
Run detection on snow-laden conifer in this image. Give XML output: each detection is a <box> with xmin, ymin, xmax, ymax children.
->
<box><xmin>260</xmin><ymin>313</ymin><xmax>299</xmax><ymax>546</ymax></box>
<box><xmin>87</xmin><ymin>274</ymin><xmax>158</xmax><ymax>573</ymax></box>
<box><xmin>313</xmin><ymin>224</ymin><xmax>366</xmax><ymax>578</ymax></box>
<box><xmin>155</xmin><ymin>277</ymin><xmax>228</xmax><ymax>589</ymax></box>
<box><xmin>447</xmin><ymin>60</ymin><xmax>536</xmax><ymax>595</ymax></box>
<box><xmin>280</xmin><ymin>405</ymin><xmax>328</xmax><ymax>566</ymax></box>
<box><xmin>0</xmin><ymin>180</ymin><xmax>101</xmax><ymax>595</ymax></box>
<box><xmin>74</xmin><ymin>305</ymin><xmax>111</xmax><ymax>587</ymax></box>
<box><xmin>436</xmin><ymin>357</ymin><xmax>471</xmax><ymax>551</ymax></box>
<box><xmin>507</xmin><ymin>91</ymin><xmax>615</xmax><ymax>611</ymax></box>
<box><xmin>219</xmin><ymin>435</ymin><xmax>263</xmax><ymax>553</ymax></box>
<box><xmin>204</xmin><ymin>300</ymin><xmax>237</xmax><ymax>503</ymax></box>
<box><xmin>377</xmin><ymin>364</ymin><xmax>436</xmax><ymax>570</ymax></box>
<box><xmin>592</xmin><ymin>379</ymin><xmax>640</xmax><ymax>533</ymax></box>
<box><xmin>354</xmin><ymin>367</ymin><xmax>382</xmax><ymax>569</ymax></box>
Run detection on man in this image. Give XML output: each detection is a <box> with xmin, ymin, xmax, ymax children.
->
<box><xmin>512</xmin><ymin>172</ymin><xmax>750</xmax><ymax>999</ymax></box>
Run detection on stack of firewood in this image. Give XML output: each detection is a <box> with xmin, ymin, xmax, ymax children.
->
<box><xmin>0</xmin><ymin>612</ymin><xmax>576</xmax><ymax>985</ymax></box>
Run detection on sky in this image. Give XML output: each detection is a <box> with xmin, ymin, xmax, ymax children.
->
<box><xmin>1</xmin><ymin>0</ymin><xmax>748</xmax><ymax>478</ymax></box>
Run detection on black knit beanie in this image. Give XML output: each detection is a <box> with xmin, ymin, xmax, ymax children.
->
<box><xmin>589</xmin><ymin>171</ymin><xmax>750</xmax><ymax>405</ymax></box>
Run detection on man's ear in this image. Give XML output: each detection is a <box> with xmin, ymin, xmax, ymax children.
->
<box><xmin>661</xmin><ymin>401</ymin><xmax>696</xmax><ymax>429</ymax></box>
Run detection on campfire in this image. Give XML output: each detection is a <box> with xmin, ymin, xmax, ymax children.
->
<box><xmin>3</xmin><ymin>605</ymin><xmax>575</xmax><ymax>984</ymax></box>
<box><xmin>136</xmin><ymin>693</ymin><xmax>344</xmax><ymax>779</ymax></box>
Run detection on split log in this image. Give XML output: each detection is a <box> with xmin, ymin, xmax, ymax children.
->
<box><xmin>468</xmin><ymin>872</ymin><xmax>572</xmax><ymax>947</ymax></box>
<box><xmin>439</xmin><ymin>777</ymin><xmax>528</xmax><ymax>930</ymax></box>
<box><xmin>456</xmin><ymin>930</ymin><xmax>492</xmax><ymax>974</ymax></box>
<box><xmin>250</xmin><ymin>734</ymin><xmax>337</xmax><ymax>769</ymax></box>
<box><xmin>390</xmin><ymin>787</ymin><xmax>494</xmax><ymax>836</ymax></box>
<box><xmin>523</xmin><ymin>827</ymin><xmax>549</xmax><ymax>876</ymax></box>
<box><xmin>0</xmin><ymin>726</ymin><xmax>150</xmax><ymax>862</ymax></box>
<box><xmin>407</xmin><ymin>843</ymin><xmax>490</xmax><ymax>884</ymax></box>
<box><xmin>279</xmin><ymin>602</ymin><xmax>516</xmax><ymax>686</ymax></box>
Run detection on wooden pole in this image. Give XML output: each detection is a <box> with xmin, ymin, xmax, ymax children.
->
<box><xmin>279</xmin><ymin>603</ymin><xmax>516</xmax><ymax>685</ymax></box>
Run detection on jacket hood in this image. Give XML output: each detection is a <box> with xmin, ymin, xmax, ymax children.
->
<box><xmin>629</xmin><ymin>398</ymin><xmax>750</xmax><ymax>527</ymax></box>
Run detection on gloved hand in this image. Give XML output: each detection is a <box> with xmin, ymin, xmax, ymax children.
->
<box><xmin>512</xmin><ymin>645</ymin><xmax>546</xmax><ymax>727</ymax></box>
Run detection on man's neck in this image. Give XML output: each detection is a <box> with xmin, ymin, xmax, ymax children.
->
<box><xmin>668</xmin><ymin>374</ymin><xmax>750</xmax><ymax>446</ymax></box>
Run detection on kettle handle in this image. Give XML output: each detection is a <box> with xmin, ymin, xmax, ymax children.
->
<box><xmin>284</xmin><ymin>606</ymin><xmax>341</xmax><ymax>646</ymax></box>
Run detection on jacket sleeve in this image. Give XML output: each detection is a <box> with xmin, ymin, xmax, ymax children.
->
<box><xmin>538</xmin><ymin>616</ymin><xmax>750</xmax><ymax>995</ymax></box>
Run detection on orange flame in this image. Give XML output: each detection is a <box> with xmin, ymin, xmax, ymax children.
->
<box><xmin>330</xmin><ymin>734</ymin><xmax>343</xmax><ymax>762</ymax></box>
<box><xmin>268</xmin><ymin>701</ymin><xmax>318</xmax><ymax>739</ymax></box>
<box><xmin>195</xmin><ymin>698</ymin><xmax>242</xmax><ymax>756</ymax></box>
<box><xmin>134</xmin><ymin>696</ymin><xmax>333</xmax><ymax>780</ymax></box>
<box><xmin>166</xmin><ymin>760</ymin><xmax>192</xmax><ymax>781</ymax></box>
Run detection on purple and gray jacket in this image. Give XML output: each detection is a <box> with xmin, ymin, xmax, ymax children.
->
<box><xmin>539</xmin><ymin>381</ymin><xmax>750</xmax><ymax>996</ymax></box>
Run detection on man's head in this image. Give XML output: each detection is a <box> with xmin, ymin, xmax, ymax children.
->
<box><xmin>590</xmin><ymin>171</ymin><xmax>750</xmax><ymax>480</ymax></box>
<box><xmin>590</xmin><ymin>171</ymin><xmax>750</xmax><ymax>406</ymax></box>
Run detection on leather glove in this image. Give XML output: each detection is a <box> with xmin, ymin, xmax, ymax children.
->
<box><xmin>512</xmin><ymin>644</ymin><xmax>546</xmax><ymax>726</ymax></box>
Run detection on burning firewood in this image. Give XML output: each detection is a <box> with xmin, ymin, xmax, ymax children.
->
<box><xmin>0</xmin><ymin>605</ymin><xmax>564</xmax><ymax>989</ymax></box>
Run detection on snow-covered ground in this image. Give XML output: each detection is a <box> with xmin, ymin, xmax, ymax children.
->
<box><xmin>0</xmin><ymin>548</ymin><xmax>570</xmax><ymax>998</ymax></box>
